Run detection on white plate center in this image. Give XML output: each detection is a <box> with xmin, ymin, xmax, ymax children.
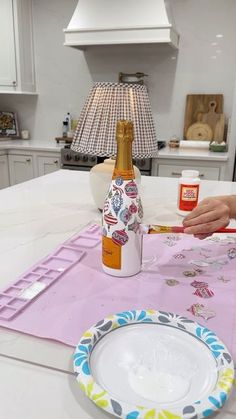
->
<box><xmin>90</xmin><ymin>323</ymin><xmax>218</xmax><ymax>407</ymax></box>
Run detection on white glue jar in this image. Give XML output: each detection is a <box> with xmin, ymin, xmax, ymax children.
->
<box><xmin>177</xmin><ymin>170</ymin><xmax>200</xmax><ymax>216</ymax></box>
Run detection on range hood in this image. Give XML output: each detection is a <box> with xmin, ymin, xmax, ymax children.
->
<box><xmin>64</xmin><ymin>0</ymin><xmax>179</xmax><ymax>49</ymax></box>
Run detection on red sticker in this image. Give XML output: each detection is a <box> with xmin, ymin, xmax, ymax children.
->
<box><xmin>193</xmin><ymin>288</ymin><xmax>214</xmax><ymax>298</ymax></box>
<box><xmin>191</xmin><ymin>280</ymin><xmax>209</xmax><ymax>289</ymax></box>
<box><xmin>112</xmin><ymin>229</ymin><xmax>129</xmax><ymax>246</ymax></box>
<box><xmin>187</xmin><ymin>303</ymin><xmax>216</xmax><ymax>320</ymax></box>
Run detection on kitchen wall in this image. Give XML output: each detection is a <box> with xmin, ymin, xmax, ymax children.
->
<box><xmin>0</xmin><ymin>0</ymin><xmax>236</xmax><ymax>156</ymax></box>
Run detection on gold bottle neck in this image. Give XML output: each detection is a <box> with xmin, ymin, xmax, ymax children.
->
<box><xmin>112</xmin><ymin>120</ymin><xmax>135</xmax><ymax>180</ymax></box>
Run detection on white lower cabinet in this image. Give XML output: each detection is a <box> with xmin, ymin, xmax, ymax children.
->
<box><xmin>37</xmin><ymin>155</ymin><xmax>61</xmax><ymax>176</ymax></box>
<box><xmin>0</xmin><ymin>155</ymin><xmax>10</xmax><ymax>189</ymax></box>
<box><xmin>7</xmin><ymin>150</ymin><xmax>61</xmax><ymax>186</ymax></box>
<box><xmin>8</xmin><ymin>154</ymin><xmax>34</xmax><ymax>185</ymax></box>
<box><xmin>158</xmin><ymin>164</ymin><xmax>220</xmax><ymax>180</ymax></box>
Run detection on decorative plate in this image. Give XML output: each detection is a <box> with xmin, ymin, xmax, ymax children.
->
<box><xmin>73</xmin><ymin>310</ymin><xmax>234</xmax><ymax>419</ymax></box>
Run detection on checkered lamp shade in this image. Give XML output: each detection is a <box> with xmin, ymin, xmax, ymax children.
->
<box><xmin>71</xmin><ymin>82</ymin><xmax>158</xmax><ymax>158</ymax></box>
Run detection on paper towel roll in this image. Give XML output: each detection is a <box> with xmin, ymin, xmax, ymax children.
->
<box><xmin>179</xmin><ymin>140</ymin><xmax>210</xmax><ymax>150</ymax></box>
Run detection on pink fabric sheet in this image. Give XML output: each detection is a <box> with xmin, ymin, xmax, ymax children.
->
<box><xmin>0</xmin><ymin>224</ymin><xmax>235</xmax><ymax>361</ymax></box>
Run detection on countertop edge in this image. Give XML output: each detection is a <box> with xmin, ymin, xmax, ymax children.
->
<box><xmin>0</xmin><ymin>141</ymin><xmax>229</xmax><ymax>161</ymax></box>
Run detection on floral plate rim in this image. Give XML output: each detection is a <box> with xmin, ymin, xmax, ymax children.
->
<box><xmin>73</xmin><ymin>309</ymin><xmax>234</xmax><ymax>419</ymax></box>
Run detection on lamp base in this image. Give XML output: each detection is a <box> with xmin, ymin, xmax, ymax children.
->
<box><xmin>89</xmin><ymin>158</ymin><xmax>141</xmax><ymax>211</ymax></box>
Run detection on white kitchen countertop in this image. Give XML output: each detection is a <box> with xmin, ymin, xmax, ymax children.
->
<box><xmin>157</xmin><ymin>146</ymin><xmax>228</xmax><ymax>161</ymax></box>
<box><xmin>0</xmin><ymin>139</ymin><xmax>229</xmax><ymax>161</ymax></box>
<box><xmin>0</xmin><ymin>139</ymin><xmax>63</xmax><ymax>152</ymax></box>
<box><xmin>0</xmin><ymin>170</ymin><xmax>235</xmax><ymax>418</ymax></box>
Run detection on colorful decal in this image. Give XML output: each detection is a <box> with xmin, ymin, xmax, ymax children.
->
<box><xmin>207</xmin><ymin>236</ymin><xmax>221</xmax><ymax>243</ymax></box>
<box><xmin>113</xmin><ymin>185</ymin><xmax>124</xmax><ymax>194</ymax></box>
<box><xmin>218</xmin><ymin>275</ymin><xmax>230</xmax><ymax>283</ymax></box>
<box><xmin>164</xmin><ymin>235</ymin><xmax>181</xmax><ymax>247</ymax></box>
<box><xmin>227</xmin><ymin>248</ymin><xmax>236</xmax><ymax>259</ymax></box>
<box><xmin>115</xmin><ymin>176</ymin><xmax>124</xmax><ymax>186</ymax></box>
<box><xmin>165</xmin><ymin>279</ymin><xmax>180</xmax><ymax>286</ymax></box>
<box><xmin>103</xmin><ymin>200</ymin><xmax>109</xmax><ymax>213</ymax></box>
<box><xmin>137</xmin><ymin>197</ymin><xmax>143</xmax><ymax>219</ymax></box>
<box><xmin>103</xmin><ymin>211</ymin><xmax>118</xmax><ymax>231</ymax></box>
<box><xmin>194</xmin><ymin>267</ymin><xmax>205</xmax><ymax>275</ymax></box>
<box><xmin>187</xmin><ymin>303</ymin><xmax>216</xmax><ymax>320</ymax></box>
<box><xmin>128</xmin><ymin>218</ymin><xmax>140</xmax><ymax>233</ymax></box>
<box><xmin>107</xmin><ymin>189</ymin><xmax>113</xmax><ymax>199</ymax></box>
<box><xmin>173</xmin><ymin>253</ymin><xmax>185</xmax><ymax>260</ymax></box>
<box><xmin>111</xmin><ymin>191</ymin><xmax>123</xmax><ymax>215</ymax></box>
<box><xmin>112</xmin><ymin>229</ymin><xmax>129</xmax><ymax>246</ymax></box>
<box><xmin>119</xmin><ymin>207</ymin><xmax>132</xmax><ymax>226</ymax></box>
<box><xmin>191</xmin><ymin>280</ymin><xmax>209</xmax><ymax>289</ymax></box>
<box><xmin>189</xmin><ymin>259</ymin><xmax>210</xmax><ymax>267</ymax></box>
<box><xmin>129</xmin><ymin>202</ymin><xmax>137</xmax><ymax>214</ymax></box>
<box><xmin>183</xmin><ymin>270</ymin><xmax>197</xmax><ymax>277</ymax></box>
<box><xmin>124</xmin><ymin>181</ymin><xmax>138</xmax><ymax>198</ymax></box>
<box><xmin>193</xmin><ymin>288</ymin><xmax>214</xmax><ymax>298</ymax></box>
<box><xmin>190</xmin><ymin>258</ymin><xmax>229</xmax><ymax>271</ymax></box>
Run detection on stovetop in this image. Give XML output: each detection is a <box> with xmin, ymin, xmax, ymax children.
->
<box><xmin>60</xmin><ymin>143</ymin><xmax>163</xmax><ymax>174</ymax></box>
<box><xmin>61</xmin><ymin>145</ymin><xmax>98</xmax><ymax>167</ymax></box>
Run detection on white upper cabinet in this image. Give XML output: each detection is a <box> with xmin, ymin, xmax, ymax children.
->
<box><xmin>0</xmin><ymin>0</ymin><xmax>36</xmax><ymax>94</ymax></box>
<box><xmin>0</xmin><ymin>1</ymin><xmax>16</xmax><ymax>88</ymax></box>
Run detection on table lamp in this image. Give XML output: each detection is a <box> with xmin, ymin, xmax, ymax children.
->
<box><xmin>71</xmin><ymin>82</ymin><xmax>158</xmax><ymax>210</ymax></box>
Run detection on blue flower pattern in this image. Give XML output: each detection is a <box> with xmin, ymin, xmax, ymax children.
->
<box><xmin>203</xmin><ymin>392</ymin><xmax>227</xmax><ymax>417</ymax></box>
<box><xmin>116</xmin><ymin>310</ymin><xmax>152</xmax><ymax>326</ymax></box>
<box><xmin>74</xmin><ymin>344</ymin><xmax>92</xmax><ymax>375</ymax></box>
<box><xmin>196</xmin><ymin>326</ymin><xmax>225</xmax><ymax>358</ymax></box>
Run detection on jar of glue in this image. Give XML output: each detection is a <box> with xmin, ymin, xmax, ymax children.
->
<box><xmin>177</xmin><ymin>170</ymin><xmax>200</xmax><ymax>216</ymax></box>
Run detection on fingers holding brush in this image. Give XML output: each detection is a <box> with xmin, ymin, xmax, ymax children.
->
<box><xmin>183</xmin><ymin>197</ymin><xmax>230</xmax><ymax>237</ymax></box>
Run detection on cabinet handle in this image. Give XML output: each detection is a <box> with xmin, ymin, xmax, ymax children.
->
<box><xmin>12</xmin><ymin>81</ymin><xmax>17</xmax><ymax>86</ymax></box>
<box><xmin>26</xmin><ymin>158</ymin><xmax>31</xmax><ymax>162</ymax></box>
<box><xmin>171</xmin><ymin>172</ymin><xmax>181</xmax><ymax>176</ymax></box>
<box><xmin>54</xmin><ymin>160</ymin><xmax>58</xmax><ymax>164</ymax></box>
<box><xmin>171</xmin><ymin>171</ymin><xmax>205</xmax><ymax>178</ymax></box>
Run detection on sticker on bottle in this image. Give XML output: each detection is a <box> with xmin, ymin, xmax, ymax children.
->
<box><xmin>102</xmin><ymin>236</ymin><xmax>121</xmax><ymax>269</ymax></box>
<box><xmin>112</xmin><ymin>229</ymin><xmax>129</xmax><ymax>246</ymax></box>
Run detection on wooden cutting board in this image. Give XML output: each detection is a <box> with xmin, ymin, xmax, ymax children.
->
<box><xmin>201</xmin><ymin>100</ymin><xmax>225</xmax><ymax>142</ymax></box>
<box><xmin>183</xmin><ymin>94</ymin><xmax>223</xmax><ymax>140</ymax></box>
<box><xmin>186</xmin><ymin>122</ymin><xmax>213</xmax><ymax>141</ymax></box>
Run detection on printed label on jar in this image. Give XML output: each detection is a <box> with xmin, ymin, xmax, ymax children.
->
<box><xmin>179</xmin><ymin>183</ymin><xmax>199</xmax><ymax>211</ymax></box>
<box><xmin>102</xmin><ymin>236</ymin><xmax>121</xmax><ymax>269</ymax></box>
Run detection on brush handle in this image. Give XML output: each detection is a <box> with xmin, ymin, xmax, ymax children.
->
<box><xmin>173</xmin><ymin>226</ymin><xmax>236</xmax><ymax>233</ymax></box>
<box><xmin>145</xmin><ymin>225</ymin><xmax>236</xmax><ymax>234</ymax></box>
<box><xmin>217</xmin><ymin>227</ymin><xmax>236</xmax><ymax>233</ymax></box>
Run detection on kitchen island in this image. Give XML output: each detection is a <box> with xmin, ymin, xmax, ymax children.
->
<box><xmin>0</xmin><ymin>170</ymin><xmax>235</xmax><ymax>418</ymax></box>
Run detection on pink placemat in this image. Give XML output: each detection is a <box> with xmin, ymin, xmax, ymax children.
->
<box><xmin>0</xmin><ymin>224</ymin><xmax>236</xmax><ymax>361</ymax></box>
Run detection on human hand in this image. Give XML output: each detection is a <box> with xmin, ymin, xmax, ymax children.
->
<box><xmin>183</xmin><ymin>197</ymin><xmax>231</xmax><ymax>239</ymax></box>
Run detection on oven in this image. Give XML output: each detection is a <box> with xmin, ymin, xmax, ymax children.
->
<box><xmin>61</xmin><ymin>145</ymin><xmax>152</xmax><ymax>175</ymax></box>
<box><xmin>61</xmin><ymin>145</ymin><xmax>102</xmax><ymax>171</ymax></box>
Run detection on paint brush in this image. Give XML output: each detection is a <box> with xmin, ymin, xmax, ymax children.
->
<box><xmin>141</xmin><ymin>224</ymin><xmax>236</xmax><ymax>234</ymax></box>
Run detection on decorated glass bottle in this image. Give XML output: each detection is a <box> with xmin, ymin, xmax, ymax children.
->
<box><xmin>102</xmin><ymin>120</ymin><xmax>143</xmax><ymax>277</ymax></box>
